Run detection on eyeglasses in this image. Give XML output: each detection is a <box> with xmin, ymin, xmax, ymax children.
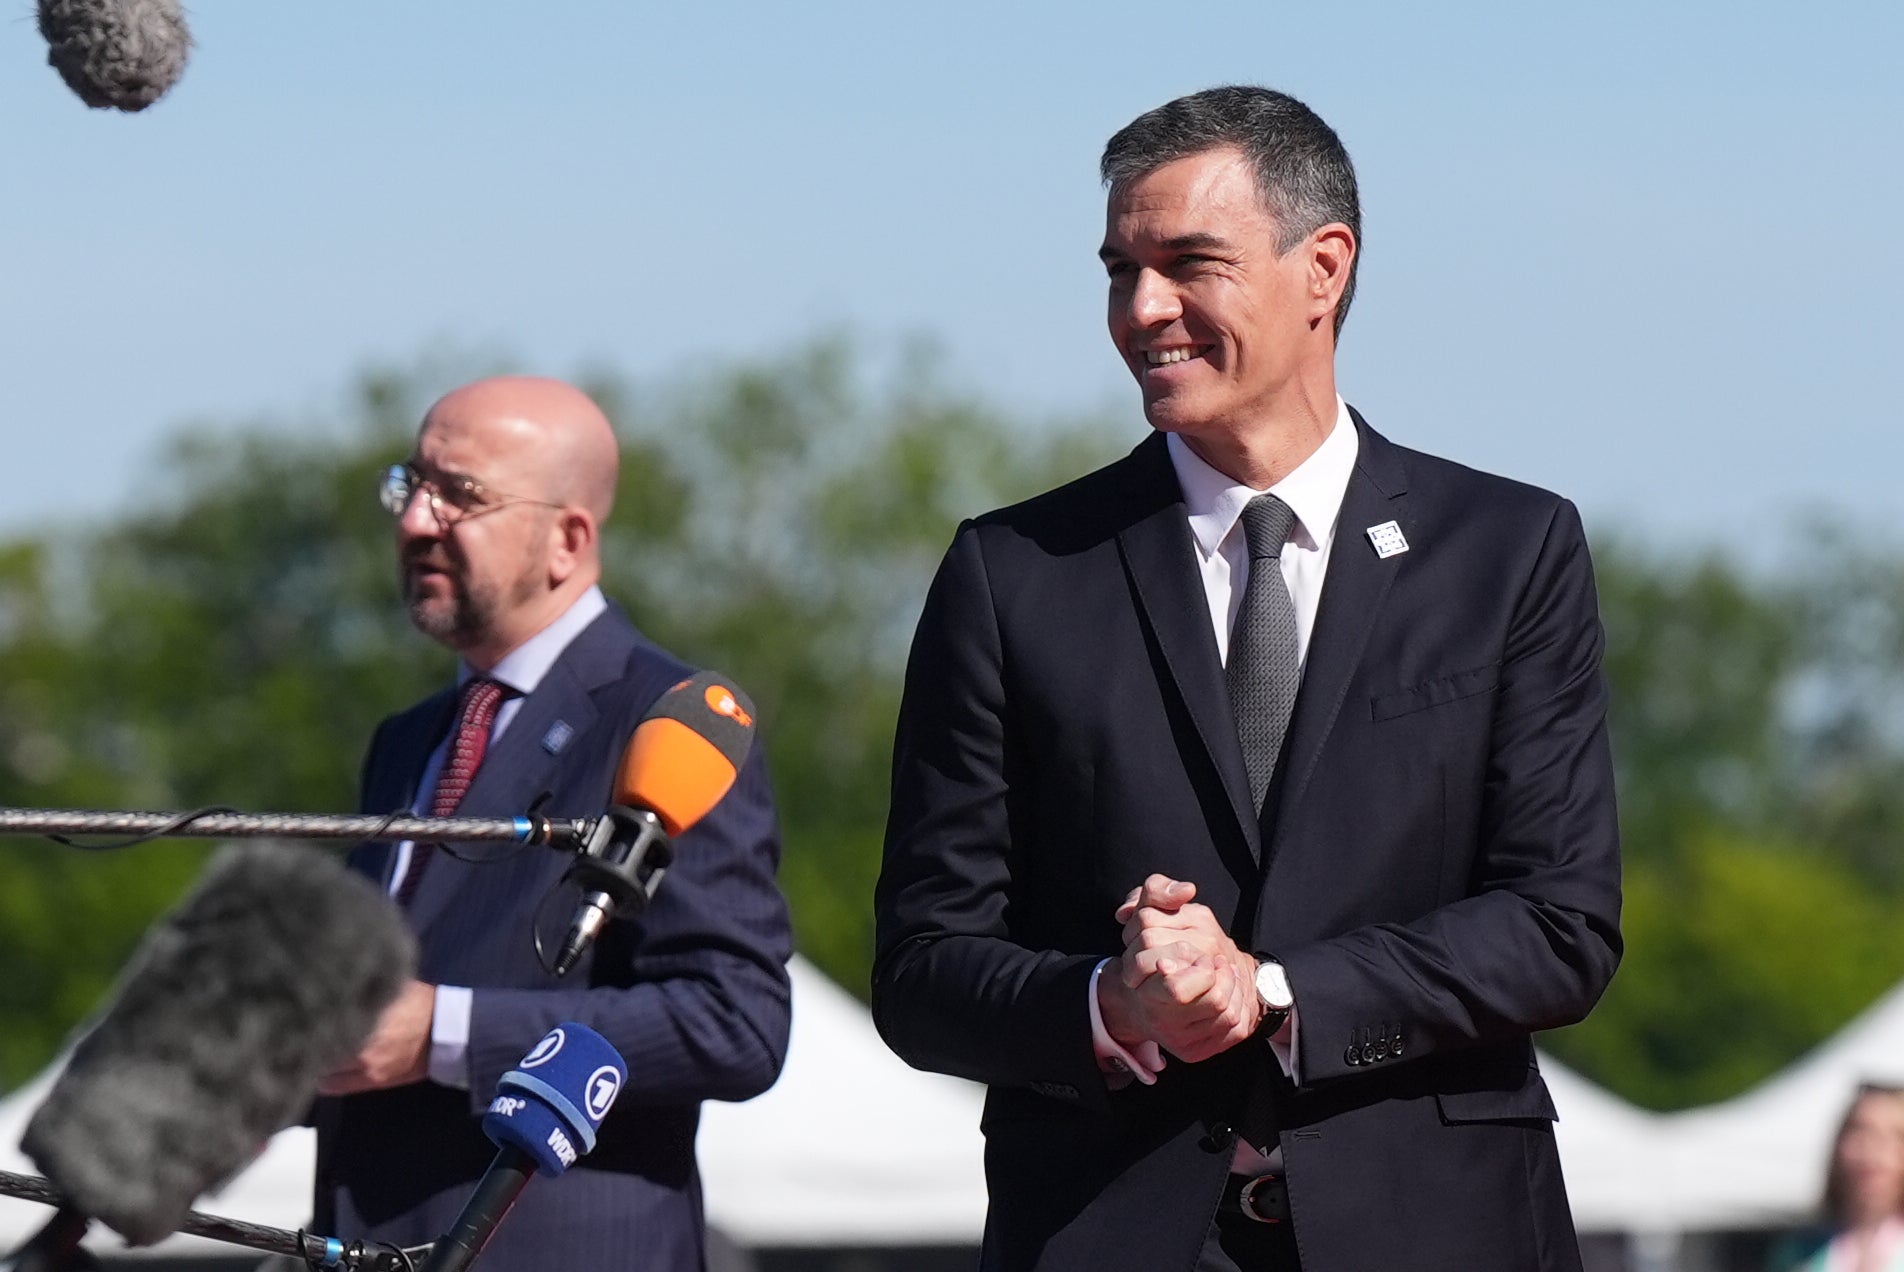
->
<box><xmin>378</xmin><ymin>464</ymin><xmax>563</xmax><ymax>528</ymax></box>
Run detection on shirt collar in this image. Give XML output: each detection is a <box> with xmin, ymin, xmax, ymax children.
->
<box><xmin>462</xmin><ymin>585</ymin><xmax>608</xmax><ymax>697</ymax></box>
<box><xmin>1166</xmin><ymin>398</ymin><xmax>1360</xmax><ymax>559</ymax></box>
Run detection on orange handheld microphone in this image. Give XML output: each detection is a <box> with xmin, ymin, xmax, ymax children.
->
<box><xmin>551</xmin><ymin>672</ymin><xmax>757</xmax><ymax>976</ymax></box>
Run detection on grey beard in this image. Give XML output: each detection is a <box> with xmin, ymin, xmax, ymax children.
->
<box><xmin>407</xmin><ymin>580</ymin><xmax>494</xmax><ymax>652</ymax></box>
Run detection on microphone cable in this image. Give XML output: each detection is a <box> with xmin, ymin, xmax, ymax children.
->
<box><xmin>46</xmin><ymin>805</ymin><xmax>239</xmax><ymax>851</ymax></box>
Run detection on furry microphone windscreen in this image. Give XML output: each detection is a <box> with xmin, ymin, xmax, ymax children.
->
<box><xmin>37</xmin><ymin>0</ymin><xmax>191</xmax><ymax>112</ymax></box>
<box><xmin>21</xmin><ymin>842</ymin><xmax>416</xmax><ymax>1246</ymax></box>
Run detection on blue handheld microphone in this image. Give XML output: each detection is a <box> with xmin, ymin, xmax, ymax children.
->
<box><xmin>419</xmin><ymin>1023</ymin><xmax>627</xmax><ymax>1272</ymax></box>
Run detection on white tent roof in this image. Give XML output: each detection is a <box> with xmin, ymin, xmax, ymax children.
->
<box><xmin>1542</xmin><ymin>1052</ymin><xmax>1675</xmax><ymax>1233</ymax></box>
<box><xmin>697</xmin><ymin>954</ymin><xmax>987</xmax><ymax>1245</ymax></box>
<box><xmin>1650</xmin><ymin>980</ymin><xmax>1904</xmax><ymax>1230</ymax></box>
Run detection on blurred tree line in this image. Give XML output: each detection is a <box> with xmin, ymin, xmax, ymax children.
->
<box><xmin>3</xmin><ymin>339</ymin><xmax>1903</xmax><ymax>1112</ymax></box>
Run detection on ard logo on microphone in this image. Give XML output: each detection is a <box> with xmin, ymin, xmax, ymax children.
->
<box><xmin>586</xmin><ymin>1065</ymin><xmax>622</xmax><ymax>1122</ymax></box>
<box><xmin>521</xmin><ymin>1027</ymin><xmax>565</xmax><ymax>1068</ymax></box>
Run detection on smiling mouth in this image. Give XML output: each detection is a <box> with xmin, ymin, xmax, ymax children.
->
<box><xmin>1144</xmin><ymin>347</ymin><xmax>1207</xmax><ymax>367</ymax></box>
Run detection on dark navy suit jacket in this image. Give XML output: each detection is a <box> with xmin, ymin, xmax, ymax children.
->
<box><xmin>873</xmin><ymin>413</ymin><xmax>1622</xmax><ymax>1271</ymax></box>
<box><xmin>313</xmin><ymin>605</ymin><xmax>792</xmax><ymax>1272</ymax></box>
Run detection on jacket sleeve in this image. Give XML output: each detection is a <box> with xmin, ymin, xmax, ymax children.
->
<box><xmin>1276</xmin><ymin>499</ymin><xmax>1623</xmax><ymax>1085</ymax></box>
<box><xmin>872</xmin><ymin>523</ymin><xmax>1108</xmax><ymax>1108</ymax></box>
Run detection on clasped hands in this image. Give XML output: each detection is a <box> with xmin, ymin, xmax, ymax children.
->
<box><xmin>1096</xmin><ymin>874</ymin><xmax>1265</xmax><ymax>1066</ymax></box>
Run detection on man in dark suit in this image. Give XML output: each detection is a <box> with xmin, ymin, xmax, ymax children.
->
<box><xmin>311</xmin><ymin>376</ymin><xmax>793</xmax><ymax>1271</ymax></box>
<box><xmin>872</xmin><ymin>86</ymin><xmax>1621</xmax><ymax>1271</ymax></box>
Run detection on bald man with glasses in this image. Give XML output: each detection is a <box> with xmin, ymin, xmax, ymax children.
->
<box><xmin>311</xmin><ymin>376</ymin><xmax>793</xmax><ymax>1272</ymax></box>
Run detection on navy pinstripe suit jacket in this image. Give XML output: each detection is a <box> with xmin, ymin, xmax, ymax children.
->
<box><xmin>313</xmin><ymin>605</ymin><xmax>793</xmax><ymax>1271</ymax></box>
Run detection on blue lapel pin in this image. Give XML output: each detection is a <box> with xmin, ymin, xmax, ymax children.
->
<box><xmin>541</xmin><ymin>720</ymin><xmax>574</xmax><ymax>755</ymax></box>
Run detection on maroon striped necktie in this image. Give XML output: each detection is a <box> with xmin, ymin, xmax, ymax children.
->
<box><xmin>396</xmin><ymin>676</ymin><xmax>508</xmax><ymax>908</ymax></box>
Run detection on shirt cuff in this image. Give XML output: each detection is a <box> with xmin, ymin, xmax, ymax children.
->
<box><xmin>1088</xmin><ymin>959</ymin><xmax>1164</xmax><ymax>1086</ymax></box>
<box><xmin>429</xmin><ymin>984</ymin><xmax>474</xmax><ymax>1089</ymax></box>
<box><xmin>1266</xmin><ymin>1004</ymin><xmax>1299</xmax><ymax>1083</ymax></box>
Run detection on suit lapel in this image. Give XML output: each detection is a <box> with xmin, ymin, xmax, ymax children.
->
<box><xmin>405</xmin><ymin>610</ymin><xmax>635</xmax><ymax>935</ymax></box>
<box><xmin>1268</xmin><ymin>410</ymin><xmax>1410</xmax><ymax>843</ymax></box>
<box><xmin>1114</xmin><ymin>436</ymin><xmax>1263</xmax><ymax>861</ymax></box>
<box><xmin>351</xmin><ymin>690</ymin><xmax>457</xmax><ymax>889</ymax></box>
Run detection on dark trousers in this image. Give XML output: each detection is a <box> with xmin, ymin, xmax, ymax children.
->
<box><xmin>1196</xmin><ymin>1210</ymin><xmax>1302</xmax><ymax>1271</ymax></box>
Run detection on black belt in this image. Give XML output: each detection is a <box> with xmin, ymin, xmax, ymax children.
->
<box><xmin>1219</xmin><ymin>1172</ymin><xmax>1289</xmax><ymax>1225</ymax></box>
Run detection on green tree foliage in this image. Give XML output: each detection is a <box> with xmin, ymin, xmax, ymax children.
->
<box><xmin>1597</xmin><ymin>547</ymin><xmax>1802</xmax><ymax>859</ymax></box>
<box><xmin>0</xmin><ymin>543</ymin><xmax>214</xmax><ymax>1087</ymax></box>
<box><xmin>0</xmin><ymin>339</ymin><xmax>1123</xmax><ymax>1092</ymax></box>
<box><xmin>1552</xmin><ymin>833</ymin><xmax>1904</xmax><ymax>1109</ymax></box>
<box><xmin>1542</xmin><ymin>540</ymin><xmax>1904</xmax><ymax>1108</ymax></box>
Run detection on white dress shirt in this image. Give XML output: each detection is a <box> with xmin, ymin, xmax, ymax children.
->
<box><xmin>1169</xmin><ymin>401</ymin><xmax>1359</xmax><ymax>670</ymax></box>
<box><xmin>1091</xmin><ymin>401</ymin><xmax>1359</xmax><ymax>1112</ymax></box>
<box><xmin>384</xmin><ymin>584</ymin><xmax>609</xmax><ymax>1088</ymax></box>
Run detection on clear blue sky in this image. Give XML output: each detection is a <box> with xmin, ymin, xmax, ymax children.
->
<box><xmin>2</xmin><ymin>2</ymin><xmax>1898</xmax><ymax>549</ymax></box>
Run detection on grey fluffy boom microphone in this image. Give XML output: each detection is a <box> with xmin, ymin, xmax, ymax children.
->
<box><xmin>18</xmin><ymin>842</ymin><xmax>416</xmax><ymax>1248</ymax></box>
<box><xmin>37</xmin><ymin>0</ymin><xmax>191</xmax><ymax>112</ymax></box>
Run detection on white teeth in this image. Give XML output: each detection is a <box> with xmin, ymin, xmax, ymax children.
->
<box><xmin>1146</xmin><ymin>348</ymin><xmax>1197</xmax><ymax>365</ymax></box>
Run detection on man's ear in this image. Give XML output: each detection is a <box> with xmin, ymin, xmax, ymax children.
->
<box><xmin>1306</xmin><ymin>223</ymin><xmax>1357</xmax><ymax>330</ymax></box>
<box><xmin>547</xmin><ymin>508</ymin><xmax>597</xmax><ymax>585</ymax></box>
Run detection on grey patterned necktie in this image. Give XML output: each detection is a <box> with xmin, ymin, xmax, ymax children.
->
<box><xmin>1228</xmin><ymin>494</ymin><xmax>1300</xmax><ymax>812</ymax></box>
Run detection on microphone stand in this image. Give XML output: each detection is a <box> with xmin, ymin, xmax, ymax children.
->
<box><xmin>0</xmin><ymin>1171</ymin><xmax>433</xmax><ymax>1271</ymax></box>
<box><xmin>0</xmin><ymin>808</ymin><xmax>597</xmax><ymax>853</ymax></box>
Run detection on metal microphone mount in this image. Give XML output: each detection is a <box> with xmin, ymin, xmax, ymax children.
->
<box><xmin>551</xmin><ymin>806</ymin><xmax>674</xmax><ymax>976</ymax></box>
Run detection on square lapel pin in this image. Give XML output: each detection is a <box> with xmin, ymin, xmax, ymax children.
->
<box><xmin>541</xmin><ymin>720</ymin><xmax>574</xmax><ymax>755</ymax></box>
<box><xmin>1366</xmin><ymin>520</ymin><xmax>1409</xmax><ymax>559</ymax></box>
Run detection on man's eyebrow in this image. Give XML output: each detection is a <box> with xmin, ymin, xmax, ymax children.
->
<box><xmin>411</xmin><ymin>459</ymin><xmax>481</xmax><ymax>489</ymax></box>
<box><xmin>1098</xmin><ymin>232</ymin><xmax>1235</xmax><ymax>263</ymax></box>
<box><xmin>1161</xmin><ymin>232</ymin><xmax>1232</xmax><ymax>252</ymax></box>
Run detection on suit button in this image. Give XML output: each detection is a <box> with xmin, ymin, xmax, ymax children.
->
<box><xmin>1359</xmin><ymin>1044</ymin><xmax>1376</xmax><ymax>1065</ymax></box>
<box><xmin>1391</xmin><ymin>1030</ymin><xmax>1406</xmax><ymax>1058</ymax></box>
<box><xmin>1200</xmin><ymin>1124</ymin><xmax>1238</xmax><ymax>1154</ymax></box>
<box><xmin>1344</xmin><ymin>1044</ymin><xmax>1362</xmax><ymax>1066</ymax></box>
<box><xmin>1370</xmin><ymin>1037</ymin><xmax>1389</xmax><ymax>1061</ymax></box>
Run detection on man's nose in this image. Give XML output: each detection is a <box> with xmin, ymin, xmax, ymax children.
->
<box><xmin>1128</xmin><ymin>269</ymin><xmax>1182</xmax><ymax>328</ymax></box>
<box><xmin>395</xmin><ymin>486</ymin><xmax>441</xmax><ymax>539</ymax></box>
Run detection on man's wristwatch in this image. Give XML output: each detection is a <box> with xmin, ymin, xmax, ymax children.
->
<box><xmin>1253</xmin><ymin>958</ymin><xmax>1294</xmax><ymax>1036</ymax></box>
